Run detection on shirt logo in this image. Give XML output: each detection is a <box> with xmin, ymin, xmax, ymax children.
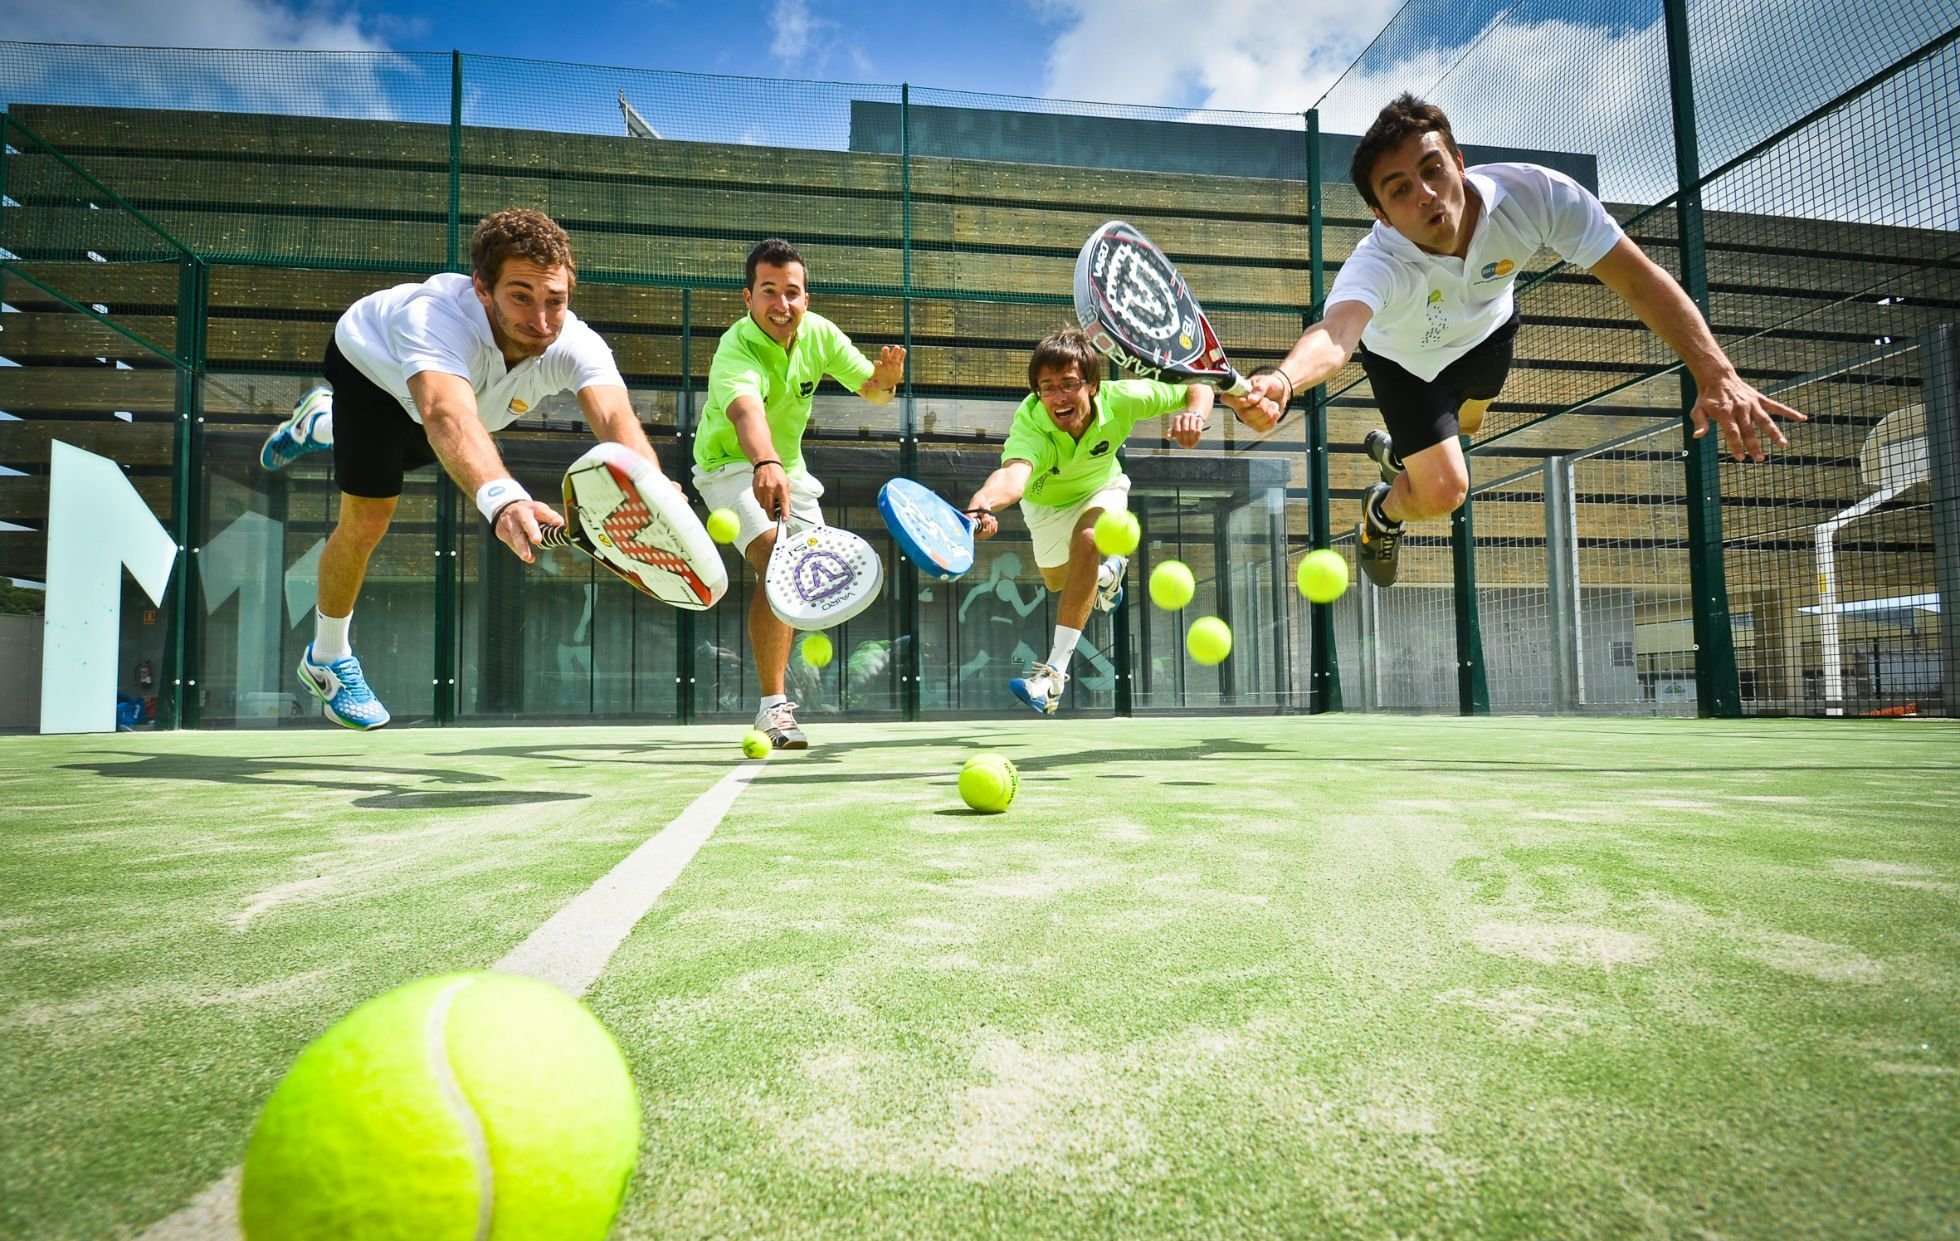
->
<box><xmin>509</xmin><ymin>398</ymin><xmax>530</xmax><ymax>414</ymax></box>
<box><xmin>798</xmin><ymin>381</ymin><xmax>816</xmax><ymax>398</ymax></box>
<box><xmin>1089</xmin><ymin>441</ymin><xmax>1112</xmax><ymax>458</ymax></box>
<box><xmin>1479</xmin><ymin>259</ymin><xmax>1516</xmax><ymax>280</ymax></box>
<box><xmin>1427</xmin><ymin>289</ymin><xmax>1444</xmax><ymax>304</ymax></box>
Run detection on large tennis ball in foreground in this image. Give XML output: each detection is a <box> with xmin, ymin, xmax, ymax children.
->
<box><xmin>742</xmin><ymin>729</ymin><xmax>773</xmax><ymax>759</ymax></box>
<box><xmin>1149</xmin><ymin>560</ymin><xmax>1195</xmax><ymax>611</ymax></box>
<box><xmin>1092</xmin><ymin>509</ymin><xmax>1140</xmax><ymax>556</ymax></box>
<box><xmin>801</xmin><ymin>632</ymin><xmax>833</xmax><ymax>668</ymax></box>
<box><xmin>241</xmin><ymin>972</ymin><xmax>639</xmax><ymax>1241</ymax></box>
<box><xmin>958</xmin><ymin>754</ymin><xmax>1020</xmax><ymax>813</ymax></box>
<box><xmin>1297</xmin><ymin>548</ymin><xmax>1349</xmax><ymax>603</ymax></box>
<box><xmin>706</xmin><ymin>508</ymin><xmax>740</xmax><ymax>544</ymax></box>
<box><xmin>1187</xmin><ymin>616</ymin><xmax>1233</xmax><ymax>666</ymax></box>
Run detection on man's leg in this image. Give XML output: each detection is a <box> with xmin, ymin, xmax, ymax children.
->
<box><xmin>301</xmin><ymin>493</ymin><xmax>397</xmax><ymax>730</ymax></box>
<box><xmin>744</xmin><ymin>528</ymin><xmax>807</xmax><ymax>749</ymax></box>
<box><xmin>1012</xmin><ymin>516</ymin><xmax>1104</xmax><ymax>715</ymax></box>
<box><xmin>1358</xmin><ymin>430</ymin><xmax>1470</xmax><ymax>589</ymax></box>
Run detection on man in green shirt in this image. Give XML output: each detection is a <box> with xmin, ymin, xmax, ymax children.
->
<box><xmin>694</xmin><ymin>238</ymin><xmax>905</xmax><ymax>749</ymax></box>
<box><xmin>963</xmin><ymin>328</ymin><xmax>1213</xmax><ymax>715</ymax></box>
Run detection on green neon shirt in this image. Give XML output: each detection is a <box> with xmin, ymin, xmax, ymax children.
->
<box><xmin>1002</xmin><ymin>378</ymin><xmax>1187</xmax><ymax>508</ymax></box>
<box><xmin>694</xmin><ymin>311</ymin><xmax>877</xmax><ymax>474</ymax></box>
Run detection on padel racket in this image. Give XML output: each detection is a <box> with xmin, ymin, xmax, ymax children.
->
<box><xmin>877</xmin><ymin>477</ymin><xmax>976</xmax><ymax>582</ymax></box>
<box><xmin>536</xmin><ymin>442</ymin><xmax>728</xmax><ymax>610</ymax></box>
<box><xmin>1075</xmin><ymin>219</ymin><xmax>1271</xmax><ymax>411</ymax></box>
<box><xmin>764</xmin><ymin>516</ymin><xmax>884</xmax><ymax>630</ymax></box>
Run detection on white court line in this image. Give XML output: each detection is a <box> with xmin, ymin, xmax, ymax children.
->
<box><xmin>136</xmin><ymin>760</ymin><xmax>766</xmax><ymax>1241</ymax></box>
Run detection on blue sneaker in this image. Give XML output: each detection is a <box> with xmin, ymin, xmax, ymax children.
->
<box><xmin>261</xmin><ymin>387</ymin><xmax>335</xmax><ymax>471</ymax></box>
<box><xmin>1009</xmin><ymin>661</ymin><xmax>1068</xmax><ymax>716</ymax></box>
<box><xmin>297</xmin><ymin>644</ymin><xmax>391</xmax><ymax>730</ymax></box>
<box><xmin>1094</xmin><ymin>554</ymin><xmax>1127</xmax><ymax>613</ymax></box>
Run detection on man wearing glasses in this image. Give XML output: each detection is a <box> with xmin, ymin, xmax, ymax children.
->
<box><xmin>962</xmin><ymin>327</ymin><xmax>1214</xmax><ymax>715</ymax></box>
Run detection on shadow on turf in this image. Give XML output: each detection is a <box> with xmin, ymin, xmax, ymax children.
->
<box><xmin>60</xmin><ymin>752</ymin><xmax>588</xmax><ymax>810</ymax></box>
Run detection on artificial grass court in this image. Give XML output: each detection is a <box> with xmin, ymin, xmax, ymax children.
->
<box><xmin>2</xmin><ymin>717</ymin><xmax>1956</xmax><ymax>1241</ymax></box>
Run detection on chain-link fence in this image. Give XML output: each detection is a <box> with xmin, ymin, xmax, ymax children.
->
<box><xmin>3</xmin><ymin>4</ymin><xmax>1955</xmax><ymax>728</ymax></box>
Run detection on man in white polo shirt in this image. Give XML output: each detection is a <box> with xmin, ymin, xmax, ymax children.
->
<box><xmin>258</xmin><ymin>208</ymin><xmax>673</xmax><ymax>729</ymax></box>
<box><xmin>1222</xmin><ymin>94</ymin><xmax>1805</xmax><ymax>587</ymax></box>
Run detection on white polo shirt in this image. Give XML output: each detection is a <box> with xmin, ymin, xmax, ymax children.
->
<box><xmin>333</xmin><ymin>272</ymin><xmax>624</xmax><ymax>432</ymax></box>
<box><xmin>1329</xmin><ymin>163</ymin><xmax>1624</xmax><ymax>382</ymax></box>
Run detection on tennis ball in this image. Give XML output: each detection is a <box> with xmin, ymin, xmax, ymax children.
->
<box><xmin>1092</xmin><ymin>509</ymin><xmax>1140</xmax><ymax>556</ymax></box>
<box><xmin>1149</xmin><ymin>559</ymin><xmax>1196</xmax><ymax>611</ymax></box>
<box><xmin>1297</xmin><ymin>548</ymin><xmax>1349</xmax><ymax>603</ymax></box>
<box><xmin>742</xmin><ymin>729</ymin><xmax>773</xmax><ymax>759</ymax></box>
<box><xmin>240</xmin><ymin>972</ymin><xmax>639</xmax><ymax>1241</ymax></box>
<box><xmin>1187</xmin><ymin>616</ymin><xmax>1233</xmax><ymax>666</ymax></box>
<box><xmin>706</xmin><ymin>508</ymin><xmax>740</xmax><ymax>544</ymax></box>
<box><xmin>957</xmin><ymin>755</ymin><xmax>1019</xmax><ymax>813</ymax></box>
<box><xmin>801</xmin><ymin>632</ymin><xmax>834</xmax><ymax>668</ymax></box>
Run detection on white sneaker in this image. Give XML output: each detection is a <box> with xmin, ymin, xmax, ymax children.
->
<box><xmin>1094</xmin><ymin>554</ymin><xmax>1128</xmax><ymax>613</ymax></box>
<box><xmin>755</xmin><ymin>700</ymin><xmax>808</xmax><ymax>750</ymax></box>
<box><xmin>261</xmin><ymin>387</ymin><xmax>335</xmax><ymax>471</ymax></box>
<box><xmin>1009</xmin><ymin>661</ymin><xmax>1068</xmax><ymax>715</ymax></box>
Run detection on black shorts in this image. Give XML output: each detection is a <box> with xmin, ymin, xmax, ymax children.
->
<box><xmin>1358</xmin><ymin>310</ymin><xmax>1519</xmax><ymax>457</ymax></box>
<box><xmin>322</xmin><ymin>337</ymin><xmax>440</xmax><ymax>498</ymax></box>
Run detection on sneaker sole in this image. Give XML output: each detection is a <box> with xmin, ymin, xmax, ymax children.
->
<box><xmin>1009</xmin><ymin>682</ymin><xmax>1059</xmax><ymax>716</ymax></box>
<box><xmin>297</xmin><ymin>657</ymin><xmax>390</xmax><ymax>731</ymax></box>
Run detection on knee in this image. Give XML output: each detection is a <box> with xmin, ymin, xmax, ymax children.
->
<box><xmin>1408</xmin><ymin>469</ymin><xmax>1468</xmax><ymax>519</ymax></box>
<box><xmin>332</xmin><ymin>505</ymin><xmax>393</xmax><ymax>550</ymax></box>
<box><xmin>1071</xmin><ymin>524</ymin><xmax>1100</xmax><ymax>561</ymax></box>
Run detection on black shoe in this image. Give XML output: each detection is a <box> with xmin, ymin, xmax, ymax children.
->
<box><xmin>1363</xmin><ymin>429</ymin><xmax>1403</xmax><ymax>485</ymax></box>
<box><xmin>1356</xmin><ymin>483</ymin><xmax>1403</xmax><ymax>587</ymax></box>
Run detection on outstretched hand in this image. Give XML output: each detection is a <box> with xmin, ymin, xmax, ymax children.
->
<box><xmin>869</xmin><ymin>344</ymin><xmax>906</xmax><ymax>392</ymax></box>
<box><xmin>1166</xmin><ymin>410</ymin><xmax>1209</xmax><ymax>449</ymax></box>
<box><xmin>1691</xmin><ymin>373</ymin><xmax>1807</xmax><ymax>462</ymax></box>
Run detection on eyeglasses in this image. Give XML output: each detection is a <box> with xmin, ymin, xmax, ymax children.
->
<box><xmin>1036</xmin><ymin>379</ymin><xmax>1087</xmax><ymax>398</ymax></box>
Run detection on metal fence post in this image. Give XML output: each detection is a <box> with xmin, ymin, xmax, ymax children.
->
<box><xmin>1545</xmin><ymin>455</ymin><xmax>1581</xmax><ymax>711</ymax></box>
<box><xmin>1663</xmin><ymin>0</ymin><xmax>1741</xmax><ymax>717</ymax></box>
<box><xmin>1921</xmin><ymin>323</ymin><xmax>1960</xmax><ymax>717</ymax></box>
<box><xmin>1305</xmin><ymin>109</ymin><xmax>1341</xmax><ymax>713</ymax></box>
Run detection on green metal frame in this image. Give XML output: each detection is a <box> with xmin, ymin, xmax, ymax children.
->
<box><xmin>1663</xmin><ymin>0</ymin><xmax>1741</xmax><ymax>718</ymax></box>
<box><xmin>1449</xmin><ymin>436</ymin><xmax>1490</xmax><ymax>716</ymax></box>
<box><xmin>1304</xmin><ymin>110</ymin><xmax>1341</xmax><ymax>713</ymax></box>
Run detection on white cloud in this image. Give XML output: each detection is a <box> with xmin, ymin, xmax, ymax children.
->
<box><xmin>1035</xmin><ymin>0</ymin><xmax>1403</xmax><ymax>112</ymax></box>
<box><xmin>0</xmin><ymin>0</ymin><xmax>387</xmax><ymax>50</ymax></box>
<box><xmin>771</xmin><ymin>0</ymin><xmax>822</xmax><ymax>61</ymax></box>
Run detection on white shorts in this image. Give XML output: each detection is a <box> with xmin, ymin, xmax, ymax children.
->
<box><xmin>693</xmin><ymin>460</ymin><xmax>826</xmax><ymax>553</ymax></box>
<box><xmin>1020</xmin><ymin>475</ymin><xmax>1130</xmax><ymax>570</ymax></box>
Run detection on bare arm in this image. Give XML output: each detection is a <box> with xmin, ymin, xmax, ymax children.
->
<box><xmin>1590</xmin><ymin>236</ymin><xmax>1806</xmax><ymax>461</ymax></box>
<box><xmin>727</xmin><ymin>393</ymin><xmax>791</xmax><ymax>521</ymax></box>
<box><xmin>856</xmin><ymin>344</ymin><xmax>906</xmax><ymax>406</ymax></box>
<box><xmin>963</xmin><ymin>460</ymin><xmax>1034</xmax><ymax>541</ymax></box>
<box><xmin>411</xmin><ymin>370</ymin><xmax>559</xmax><ymax>562</ymax></box>
<box><xmin>576</xmin><ymin>383</ymin><xmax>683</xmax><ymax>497</ymax></box>
<box><xmin>1220</xmin><ymin>300</ymin><xmax>1372</xmax><ymax>426</ymax></box>
<box><xmin>1166</xmin><ymin>383</ymin><xmax>1216</xmax><ymax>449</ymax></box>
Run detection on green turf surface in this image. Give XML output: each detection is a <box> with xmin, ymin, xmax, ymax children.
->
<box><xmin>2</xmin><ymin>716</ymin><xmax>1956</xmax><ymax>1239</ymax></box>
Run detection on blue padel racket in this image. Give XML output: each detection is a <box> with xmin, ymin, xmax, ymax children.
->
<box><xmin>877</xmin><ymin>477</ymin><xmax>977</xmax><ymax>582</ymax></box>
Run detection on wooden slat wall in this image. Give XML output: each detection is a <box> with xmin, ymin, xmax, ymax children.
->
<box><xmin>2</xmin><ymin>102</ymin><xmax>1944</xmax><ymax>592</ymax></box>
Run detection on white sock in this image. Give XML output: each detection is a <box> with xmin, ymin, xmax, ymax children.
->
<box><xmin>1046</xmin><ymin>626</ymin><xmax>1081</xmax><ymax>676</ymax></box>
<box><xmin>760</xmin><ymin>693</ymin><xmax>787</xmax><ymax>710</ymax></box>
<box><xmin>313</xmin><ymin>611</ymin><xmax>353</xmax><ymax>661</ymax></box>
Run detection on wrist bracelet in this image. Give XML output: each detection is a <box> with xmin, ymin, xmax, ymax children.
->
<box><xmin>752</xmin><ymin>458</ymin><xmax>783</xmax><ymax>470</ymax></box>
<box><xmin>1248</xmin><ymin>366</ymin><xmax>1295</xmax><ymax>408</ymax></box>
<box><xmin>475</xmin><ymin>478</ymin><xmax>531</xmax><ymax>524</ymax></box>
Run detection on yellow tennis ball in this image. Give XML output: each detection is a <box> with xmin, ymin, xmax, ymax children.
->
<box><xmin>1092</xmin><ymin>509</ymin><xmax>1140</xmax><ymax>556</ymax></box>
<box><xmin>1297</xmin><ymin>548</ymin><xmax>1349</xmax><ymax>603</ymax></box>
<box><xmin>957</xmin><ymin>755</ymin><xmax>1019</xmax><ymax>813</ymax></box>
<box><xmin>706</xmin><ymin>508</ymin><xmax>740</xmax><ymax>544</ymax></box>
<box><xmin>1149</xmin><ymin>559</ymin><xmax>1195</xmax><ymax>611</ymax></box>
<box><xmin>801</xmin><ymin>632</ymin><xmax>833</xmax><ymax>668</ymax></box>
<box><xmin>240</xmin><ymin>972</ymin><xmax>639</xmax><ymax>1241</ymax></box>
<box><xmin>1187</xmin><ymin>616</ymin><xmax>1233</xmax><ymax>666</ymax></box>
<box><xmin>742</xmin><ymin>729</ymin><xmax>773</xmax><ymax>759</ymax></box>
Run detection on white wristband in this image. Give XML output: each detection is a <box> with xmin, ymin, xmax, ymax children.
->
<box><xmin>475</xmin><ymin>478</ymin><xmax>531</xmax><ymax>524</ymax></box>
